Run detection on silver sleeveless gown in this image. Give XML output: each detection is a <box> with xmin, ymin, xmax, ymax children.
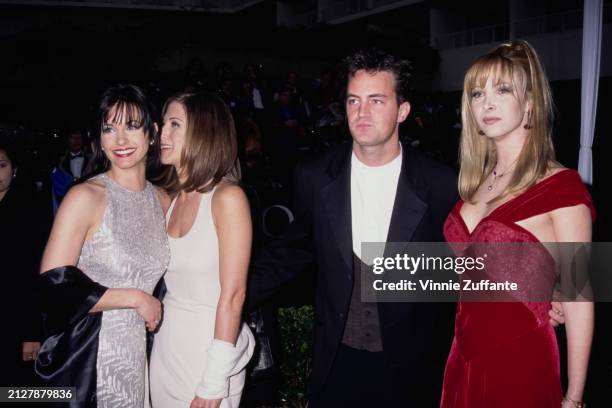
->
<box><xmin>77</xmin><ymin>173</ymin><xmax>170</xmax><ymax>407</ymax></box>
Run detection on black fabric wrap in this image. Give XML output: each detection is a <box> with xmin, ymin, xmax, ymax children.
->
<box><xmin>35</xmin><ymin>266</ymin><xmax>107</xmax><ymax>408</ymax></box>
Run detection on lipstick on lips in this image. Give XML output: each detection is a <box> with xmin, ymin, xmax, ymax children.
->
<box><xmin>112</xmin><ymin>148</ymin><xmax>136</xmax><ymax>158</ymax></box>
<box><xmin>482</xmin><ymin>117</ymin><xmax>501</xmax><ymax>125</ymax></box>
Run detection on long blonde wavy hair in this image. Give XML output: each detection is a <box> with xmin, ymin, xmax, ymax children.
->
<box><xmin>459</xmin><ymin>40</ymin><xmax>556</xmax><ymax>203</ymax></box>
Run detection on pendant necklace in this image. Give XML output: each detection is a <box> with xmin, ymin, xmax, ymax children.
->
<box><xmin>487</xmin><ymin>160</ymin><xmax>518</xmax><ymax>191</ymax></box>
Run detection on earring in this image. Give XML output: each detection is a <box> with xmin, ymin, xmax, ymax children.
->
<box><xmin>149</xmin><ymin>140</ymin><xmax>154</xmax><ymax>146</ymax></box>
<box><xmin>523</xmin><ymin>111</ymin><xmax>532</xmax><ymax>129</ymax></box>
<box><xmin>478</xmin><ymin>130</ymin><xmax>485</xmax><ymax>135</ymax></box>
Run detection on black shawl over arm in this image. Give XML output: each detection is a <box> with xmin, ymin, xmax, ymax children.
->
<box><xmin>35</xmin><ymin>266</ymin><xmax>107</xmax><ymax>408</ymax></box>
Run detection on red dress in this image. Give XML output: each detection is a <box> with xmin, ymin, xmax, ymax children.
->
<box><xmin>440</xmin><ymin>170</ymin><xmax>596</xmax><ymax>408</ymax></box>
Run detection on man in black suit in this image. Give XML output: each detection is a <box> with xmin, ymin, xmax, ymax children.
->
<box><xmin>248</xmin><ymin>48</ymin><xmax>457</xmax><ymax>407</ymax></box>
<box><xmin>51</xmin><ymin>128</ymin><xmax>89</xmax><ymax>213</ymax></box>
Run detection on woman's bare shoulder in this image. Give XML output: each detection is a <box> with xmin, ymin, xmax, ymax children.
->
<box><xmin>58</xmin><ymin>179</ymin><xmax>107</xmax><ymax>222</ymax></box>
<box><xmin>212</xmin><ymin>182</ymin><xmax>247</xmax><ymax>204</ymax></box>
<box><xmin>67</xmin><ymin>179</ymin><xmax>105</xmax><ymax>203</ymax></box>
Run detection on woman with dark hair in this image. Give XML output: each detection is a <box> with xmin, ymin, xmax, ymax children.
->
<box><xmin>36</xmin><ymin>84</ymin><xmax>170</xmax><ymax>407</ymax></box>
<box><xmin>150</xmin><ymin>92</ymin><xmax>254</xmax><ymax>408</ymax></box>
<box><xmin>441</xmin><ymin>41</ymin><xmax>595</xmax><ymax>408</ymax></box>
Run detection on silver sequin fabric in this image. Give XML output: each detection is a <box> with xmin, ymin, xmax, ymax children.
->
<box><xmin>77</xmin><ymin>173</ymin><xmax>169</xmax><ymax>408</ymax></box>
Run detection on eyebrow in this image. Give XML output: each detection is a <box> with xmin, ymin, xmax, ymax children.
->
<box><xmin>346</xmin><ymin>93</ymin><xmax>389</xmax><ymax>98</ymax></box>
<box><xmin>167</xmin><ymin>116</ymin><xmax>184</xmax><ymax>121</ymax></box>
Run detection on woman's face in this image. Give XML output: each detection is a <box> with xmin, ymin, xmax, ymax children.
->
<box><xmin>0</xmin><ymin>150</ymin><xmax>14</xmax><ymax>196</ymax></box>
<box><xmin>100</xmin><ymin>104</ymin><xmax>150</xmax><ymax>172</ymax></box>
<box><xmin>469</xmin><ymin>73</ymin><xmax>529</xmax><ymax>140</ymax></box>
<box><xmin>160</xmin><ymin>101</ymin><xmax>187</xmax><ymax>169</ymax></box>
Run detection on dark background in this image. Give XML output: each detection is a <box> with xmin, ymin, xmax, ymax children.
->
<box><xmin>1</xmin><ymin>0</ymin><xmax>610</xmax><ymax>404</ymax></box>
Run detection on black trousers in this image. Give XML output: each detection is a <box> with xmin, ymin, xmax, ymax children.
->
<box><xmin>314</xmin><ymin>343</ymin><xmax>403</xmax><ymax>408</ymax></box>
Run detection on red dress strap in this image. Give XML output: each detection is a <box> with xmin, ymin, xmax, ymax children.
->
<box><xmin>494</xmin><ymin>169</ymin><xmax>596</xmax><ymax>223</ymax></box>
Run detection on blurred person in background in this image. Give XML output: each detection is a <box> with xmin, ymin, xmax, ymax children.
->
<box><xmin>0</xmin><ymin>141</ymin><xmax>45</xmax><ymax>386</ymax></box>
<box><xmin>50</xmin><ymin>126</ymin><xmax>89</xmax><ymax>213</ymax></box>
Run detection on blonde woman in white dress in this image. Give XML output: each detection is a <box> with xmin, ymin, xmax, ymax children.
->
<box><xmin>150</xmin><ymin>92</ymin><xmax>254</xmax><ymax>408</ymax></box>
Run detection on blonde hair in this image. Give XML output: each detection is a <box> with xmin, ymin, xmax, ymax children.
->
<box><xmin>458</xmin><ymin>40</ymin><xmax>556</xmax><ymax>203</ymax></box>
<box><xmin>157</xmin><ymin>92</ymin><xmax>240</xmax><ymax>196</ymax></box>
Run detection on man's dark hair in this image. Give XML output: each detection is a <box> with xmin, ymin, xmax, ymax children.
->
<box><xmin>343</xmin><ymin>47</ymin><xmax>413</xmax><ymax>103</ymax></box>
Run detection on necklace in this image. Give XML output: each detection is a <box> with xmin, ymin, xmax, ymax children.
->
<box><xmin>486</xmin><ymin>160</ymin><xmax>517</xmax><ymax>191</ymax></box>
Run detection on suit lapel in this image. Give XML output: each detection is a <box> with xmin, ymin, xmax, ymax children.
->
<box><xmin>321</xmin><ymin>146</ymin><xmax>353</xmax><ymax>272</ymax></box>
<box><xmin>60</xmin><ymin>156</ymin><xmax>72</xmax><ymax>176</ymax></box>
<box><xmin>320</xmin><ymin>144</ymin><xmax>429</xmax><ymax>271</ymax></box>
<box><xmin>386</xmin><ymin>146</ymin><xmax>428</xmax><ymax>244</ymax></box>
<box><xmin>379</xmin><ymin>147</ymin><xmax>429</xmax><ymax>326</ymax></box>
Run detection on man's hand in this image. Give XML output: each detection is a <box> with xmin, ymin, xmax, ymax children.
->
<box><xmin>190</xmin><ymin>396</ymin><xmax>221</xmax><ymax>408</ymax></box>
<box><xmin>549</xmin><ymin>301</ymin><xmax>565</xmax><ymax>327</ymax></box>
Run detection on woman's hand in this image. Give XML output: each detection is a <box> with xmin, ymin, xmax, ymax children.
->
<box><xmin>22</xmin><ymin>342</ymin><xmax>40</xmax><ymax>361</ymax></box>
<box><xmin>133</xmin><ymin>290</ymin><xmax>162</xmax><ymax>332</ymax></box>
<box><xmin>549</xmin><ymin>301</ymin><xmax>565</xmax><ymax>326</ymax></box>
<box><xmin>190</xmin><ymin>396</ymin><xmax>221</xmax><ymax>408</ymax></box>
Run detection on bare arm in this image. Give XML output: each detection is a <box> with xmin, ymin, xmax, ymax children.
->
<box><xmin>551</xmin><ymin>204</ymin><xmax>593</xmax><ymax>403</ymax></box>
<box><xmin>40</xmin><ymin>183</ymin><xmax>99</xmax><ymax>271</ymax></box>
<box><xmin>211</xmin><ymin>184</ymin><xmax>252</xmax><ymax>345</ymax></box>
<box><xmin>40</xmin><ymin>182</ymin><xmax>161</xmax><ymax>330</ymax></box>
<box><xmin>190</xmin><ymin>185</ymin><xmax>252</xmax><ymax>407</ymax></box>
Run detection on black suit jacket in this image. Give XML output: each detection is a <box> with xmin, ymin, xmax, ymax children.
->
<box><xmin>58</xmin><ymin>151</ymin><xmax>89</xmax><ymax>179</ymax></box>
<box><xmin>248</xmin><ymin>142</ymin><xmax>457</xmax><ymax>406</ymax></box>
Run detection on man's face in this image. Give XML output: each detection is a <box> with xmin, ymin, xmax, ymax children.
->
<box><xmin>346</xmin><ymin>70</ymin><xmax>410</xmax><ymax>149</ymax></box>
<box><xmin>67</xmin><ymin>132</ymin><xmax>83</xmax><ymax>153</ymax></box>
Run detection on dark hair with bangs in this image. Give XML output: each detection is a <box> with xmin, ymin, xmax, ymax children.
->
<box><xmin>157</xmin><ymin>92</ymin><xmax>240</xmax><ymax>196</ymax></box>
<box><xmin>343</xmin><ymin>47</ymin><xmax>413</xmax><ymax>103</ymax></box>
<box><xmin>84</xmin><ymin>84</ymin><xmax>160</xmax><ymax>179</ymax></box>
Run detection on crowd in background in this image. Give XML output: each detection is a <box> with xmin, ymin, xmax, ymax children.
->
<box><xmin>1</xmin><ymin>58</ymin><xmax>463</xmax><ymax>222</ymax></box>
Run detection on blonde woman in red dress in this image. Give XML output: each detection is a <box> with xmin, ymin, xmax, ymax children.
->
<box><xmin>440</xmin><ymin>41</ymin><xmax>595</xmax><ymax>408</ymax></box>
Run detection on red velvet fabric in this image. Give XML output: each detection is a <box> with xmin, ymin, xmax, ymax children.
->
<box><xmin>440</xmin><ymin>169</ymin><xmax>596</xmax><ymax>408</ymax></box>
